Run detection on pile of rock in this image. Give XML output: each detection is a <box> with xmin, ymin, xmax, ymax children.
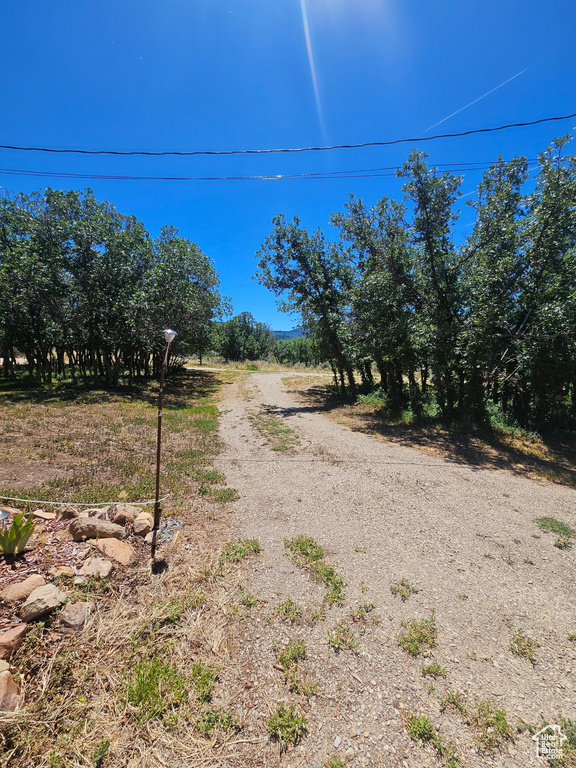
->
<box><xmin>0</xmin><ymin>503</ymin><xmax>155</xmax><ymax>712</ymax></box>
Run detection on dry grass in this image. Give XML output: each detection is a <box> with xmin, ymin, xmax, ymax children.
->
<box><xmin>0</xmin><ymin>370</ymin><xmax>267</xmax><ymax>767</ymax></box>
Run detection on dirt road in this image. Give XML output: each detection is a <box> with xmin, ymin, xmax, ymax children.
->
<box><xmin>216</xmin><ymin>372</ymin><xmax>576</xmax><ymax>768</ymax></box>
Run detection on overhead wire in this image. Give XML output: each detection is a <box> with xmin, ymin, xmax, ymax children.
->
<box><xmin>0</xmin><ymin>158</ymin><xmax>547</xmax><ymax>183</ymax></box>
<box><xmin>0</xmin><ymin>111</ymin><xmax>574</xmax><ymax>157</ymax></box>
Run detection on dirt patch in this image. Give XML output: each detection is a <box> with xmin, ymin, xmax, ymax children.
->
<box><xmin>214</xmin><ymin>372</ymin><xmax>576</xmax><ymax>768</ymax></box>
<box><xmin>0</xmin><ymin>459</ymin><xmax>74</xmax><ymax>491</ymax></box>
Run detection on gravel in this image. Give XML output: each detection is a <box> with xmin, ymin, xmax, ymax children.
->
<box><xmin>215</xmin><ymin>372</ymin><xmax>576</xmax><ymax>768</ymax></box>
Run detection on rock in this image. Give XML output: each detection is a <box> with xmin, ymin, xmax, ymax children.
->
<box><xmin>0</xmin><ymin>506</ymin><xmax>22</xmax><ymax>517</ymax></box>
<box><xmin>73</xmin><ymin>577</ymin><xmax>87</xmax><ymax>586</ymax></box>
<box><xmin>333</xmin><ymin>736</ymin><xmax>342</xmax><ymax>748</ymax></box>
<box><xmin>48</xmin><ymin>565</ymin><xmax>74</xmax><ymax>579</ymax></box>
<box><xmin>78</xmin><ymin>557</ymin><xmax>113</xmax><ymax>578</ymax></box>
<box><xmin>0</xmin><ymin>671</ymin><xmax>20</xmax><ymax>712</ymax></box>
<box><xmin>0</xmin><ymin>661</ymin><xmax>9</xmax><ymax>673</ymax></box>
<box><xmin>32</xmin><ymin>508</ymin><xmax>56</xmax><ymax>521</ymax></box>
<box><xmin>20</xmin><ymin>584</ymin><xmax>68</xmax><ymax>622</ymax></box>
<box><xmin>69</xmin><ymin>517</ymin><xmax>125</xmax><ymax>541</ymax></box>
<box><xmin>111</xmin><ymin>504</ymin><xmax>141</xmax><ymax>526</ymax></box>
<box><xmin>1</xmin><ymin>574</ymin><xmax>46</xmax><ymax>603</ymax></box>
<box><xmin>84</xmin><ymin>506</ymin><xmax>110</xmax><ymax>520</ymax></box>
<box><xmin>88</xmin><ymin>538</ymin><xmax>134</xmax><ymax>566</ymax></box>
<box><xmin>133</xmin><ymin>512</ymin><xmax>154</xmax><ymax>537</ymax></box>
<box><xmin>59</xmin><ymin>600</ymin><xmax>95</xmax><ymax>634</ymax></box>
<box><xmin>0</xmin><ymin>624</ymin><xmax>28</xmax><ymax>660</ymax></box>
<box><xmin>144</xmin><ymin>531</ymin><xmax>160</xmax><ymax>545</ymax></box>
<box><xmin>57</xmin><ymin>506</ymin><xmax>78</xmax><ymax>520</ymax></box>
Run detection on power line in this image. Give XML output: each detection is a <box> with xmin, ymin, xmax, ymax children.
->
<box><xmin>0</xmin><ymin>159</ymin><xmax>545</xmax><ymax>183</ymax></box>
<box><xmin>0</xmin><ymin>112</ymin><xmax>574</xmax><ymax>157</ymax></box>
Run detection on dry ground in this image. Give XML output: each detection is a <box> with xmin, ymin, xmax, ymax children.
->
<box><xmin>214</xmin><ymin>372</ymin><xmax>576</xmax><ymax>768</ymax></box>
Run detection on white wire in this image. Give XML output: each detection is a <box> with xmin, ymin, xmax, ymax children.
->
<box><xmin>0</xmin><ymin>494</ymin><xmax>166</xmax><ymax>508</ymax></box>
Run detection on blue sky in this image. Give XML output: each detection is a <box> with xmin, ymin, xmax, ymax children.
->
<box><xmin>2</xmin><ymin>0</ymin><xmax>575</xmax><ymax>328</ymax></box>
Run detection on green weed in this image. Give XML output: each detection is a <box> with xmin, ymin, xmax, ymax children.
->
<box><xmin>267</xmin><ymin>702</ymin><xmax>308</xmax><ymax>751</ymax></box>
<box><xmin>510</xmin><ymin>627</ymin><xmax>539</xmax><ymax>663</ymax></box>
<box><xmin>421</xmin><ymin>662</ymin><xmax>447</xmax><ymax>678</ymax></box>
<box><xmin>196</xmin><ymin>707</ymin><xmax>238</xmax><ymax>737</ymax></box>
<box><xmin>276</xmin><ymin>639</ymin><xmax>307</xmax><ymax>671</ymax></box>
<box><xmin>390</xmin><ymin>579</ymin><xmax>418</xmax><ymax>602</ymax></box>
<box><xmin>92</xmin><ymin>739</ymin><xmax>110</xmax><ymax>767</ymax></box>
<box><xmin>327</xmin><ymin>622</ymin><xmax>357</xmax><ymax>652</ymax></box>
<box><xmin>397</xmin><ymin>611</ymin><xmax>437</xmax><ymax>657</ymax></box>
<box><xmin>191</xmin><ymin>660</ymin><xmax>218</xmax><ymax>703</ymax></box>
<box><xmin>406</xmin><ymin>714</ymin><xmax>435</xmax><ymax>742</ymax></box>
<box><xmin>470</xmin><ymin>699</ymin><xmax>514</xmax><ymax>753</ymax></box>
<box><xmin>273</xmin><ymin>596</ymin><xmax>303</xmax><ymax>623</ymax></box>
<box><xmin>285</xmin><ymin>536</ymin><xmax>345</xmax><ymax>605</ymax></box>
<box><xmin>219</xmin><ymin>538</ymin><xmax>261</xmax><ymax>565</ymax></box>
<box><xmin>535</xmin><ymin>517</ymin><xmax>575</xmax><ymax>537</ymax></box>
<box><xmin>125</xmin><ymin>655</ymin><xmax>188</xmax><ymax>723</ymax></box>
<box><xmin>327</xmin><ymin>756</ymin><xmax>346</xmax><ymax>768</ymax></box>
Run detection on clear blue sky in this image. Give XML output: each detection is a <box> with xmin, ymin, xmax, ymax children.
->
<box><xmin>2</xmin><ymin>0</ymin><xmax>574</xmax><ymax>329</ymax></box>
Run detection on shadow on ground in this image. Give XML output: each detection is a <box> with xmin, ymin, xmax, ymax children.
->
<box><xmin>288</xmin><ymin>383</ymin><xmax>576</xmax><ymax>489</ymax></box>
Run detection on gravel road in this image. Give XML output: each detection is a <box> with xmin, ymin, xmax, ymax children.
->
<box><xmin>216</xmin><ymin>372</ymin><xmax>576</xmax><ymax>768</ymax></box>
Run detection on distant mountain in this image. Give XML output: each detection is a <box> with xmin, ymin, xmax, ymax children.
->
<box><xmin>273</xmin><ymin>328</ymin><xmax>303</xmax><ymax>340</ymax></box>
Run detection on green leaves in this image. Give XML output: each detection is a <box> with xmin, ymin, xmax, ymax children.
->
<box><xmin>0</xmin><ymin>512</ymin><xmax>35</xmax><ymax>556</ymax></box>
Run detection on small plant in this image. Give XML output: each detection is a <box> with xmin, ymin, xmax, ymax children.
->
<box><xmin>285</xmin><ymin>536</ymin><xmax>345</xmax><ymax>605</ymax></box>
<box><xmin>276</xmin><ymin>639</ymin><xmax>307</xmax><ymax>672</ymax></box>
<box><xmin>328</xmin><ymin>622</ymin><xmax>357</xmax><ymax>652</ymax></box>
<box><xmin>569</xmin><ymin>634</ymin><xmax>576</xmax><ymax>642</ymax></box>
<box><xmin>125</xmin><ymin>655</ymin><xmax>188</xmax><ymax>723</ymax></box>
<box><xmin>191</xmin><ymin>659</ymin><xmax>218</xmax><ymax>703</ymax></box>
<box><xmin>196</xmin><ymin>707</ymin><xmax>238</xmax><ymax>737</ymax></box>
<box><xmin>285</xmin><ymin>535</ymin><xmax>324</xmax><ymax>562</ymax></box>
<box><xmin>92</xmin><ymin>738</ymin><xmax>110</xmax><ymax>767</ymax></box>
<box><xmin>351</xmin><ymin>602</ymin><xmax>375</xmax><ymax>623</ymax></box>
<box><xmin>0</xmin><ymin>511</ymin><xmax>35</xmax><ymax>556</ymax></box>
<box><xmin>510</xmin><ymin>627</ymin><xmax>539</xmax><ymax>663</ymax></box>
<box><xmin>327</xmin><ymin>756</ymin><xmax>346</xmax><ymax>768</ymax></box>
<box><xmin>407</xmin><ymin>714</ymin><xmax>461</xmax><ymax>766</ymax></box>
<box><xmin>458</xmin><ymin>593</ymin><xmax>469</xmax><ymax>600</ymax></box>
<box><xmin>470</xmin><ymin>699</ymin><xmax>514</xmax><ymax>753</ymax></box>
<box><xmin>421</xmin><ymin>662</ymin><xmax>447</xmax><ymax>678</ymax></box>
<box><xmin>219</xmin><ymin>538</ymin><xmax>261</xmax><ymax>565</ymax></box>
<box><xmin>406</xmin><ymin>714</ymin><xmax>435</xmax><ymax>742</ymax></box>
<box><xmin>354</xmin><ymin>545</ymin><xmax>366</xmax><ymax>553</ymax></box>
<box><xmin>439</xmin><ymin>689</ymin><xmax>467</xmax><ymax>716</ymax></box>
<box><xmin>398</xmin><ymin>611</ymin><xmax>437</xmax><ymax>657</ymax></box>
<box><xmin>273</xmin><ymin>596</ymin><xmax>302</xmax><ymax>623</ymax></box>
<box><xmin>390</xmin><ymin>578</ymin><xmax>418</xmax><ymax>602</ymax></box>
<box><xmin>311</xmin><ymin>606</ymin><xmax>326</xmax><ymax>622</ymax></box>
<box><xmin>238</xmin><ymin>588</ymin><xmax>259</xmax><ymax>608</ymax></box>
<box><xmin>555</xmin><ymin>535</ymin><xmax>572</xmax><ymax>550</ymax></box>
<box><xmin>267</xmin><ymin>702</ymin><xmax>308</xmax><ymax>751</ymax></box>
<box><xmin>535</xmin><ymin>517</ymin><xmax>575</xmax><ymax>538</ymax></box>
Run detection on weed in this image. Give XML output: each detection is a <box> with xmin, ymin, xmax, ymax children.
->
<box><xmin>555</xmin><ymin>535</ymin><xmax>572</xmax><ymax>550</ymax></box>
<box><xmin>354</xmin><ymin>545</ymin><xmax>366</xmax><ymax>553</ymax></box>
<box><xmin>421</xmin><ymin>662</ymin><xmax>447</xmax><ymax>678</ymax></box>
<box><xmin>390</xmin><ymin>579</ymin><xmax>418</xmax><ymax>601</ymax></box>
<box><xmin>238</xmin><ymin>589</ymin><xmax>259</xmax><ymax>609</ymax></box>
<box><xmin>327</xmin><ymin>756</ymin><xmax>346</xmax><ymax>768</ymax></box>
<box><xmin>276</xmin><ymin>639</ymin><xmax>307</xmax><ymax>671</ymax></box>
<box><xmin>439</xmin><ymin>689</ymin><xmax>467</xmax><ymax>716</ymax></box>
<box><xmin>191</xmin><ymin>660</ymin><xmax>218</xmax><ymax>703</ymax></box>
<box><xmin>273</xmin><ymin>596</ymin><xmax>303</xmax><ymax>623</ymax></box>
<box><xmin>124</xmin><ymin>655</ymin><xmax>188</xmax><ymax>723</ymax></box>
<box><xmin>250</xmin><ymin>412</ymin><xmax>301</xmax><ymax>451</ymax></box>
<box><xmin>92</xmin><ymin>738</ymin><xmax>109</xmax><ymax>767</ymax></box>
<box><xmin>510</xmin><ymin>627</ymin><xmax>539</xmax><ymax>663</ymax></box>
<box><xmin>360</xmin><ymin>581</ymin><xmax>368</xmax><ymax>593</ymax></box>
<box><xmin>200</xmin><ymin>469</ymin><xmax>226</xmax><ymax>484</ymax></box>
<box><xmin>285</xmin><ymin>535</ymin><xmax>324</xmax><ymax>562</ymax></box>
<box><xmin>285</xmin><ymin>535</ymin><xmax>345</xmax><ymax>605</ymax></box>
<box><xmin>458</xmin><ymin>593</ymin><xmax>469</xmax><ymax>600</ymax></box>
<box><xmin>535</xmin><ymin>517</ymin><xmax>575</xmax><ymax>538</ymax></box>
<box><xmin>569</xmin><ymin>634</ymin><xmax>576</xmax><ymax>642</ymax></box>
<box><xmin>267</xmin><ymin>702</ymin><xmax>308</xmax><ymax>751</ymax></box>
<box><xmin>328</xmin><ymin>622</ymin><xmax>357</xmax><ymax>652</ymax></box>
<box><xmin>406</xmin><ymin>714</ymin><xmax>435</xmax><ymax>742</ymax></box>
<box><xmin>211</xmin><ymin>487</ymin><xmax>239</xmax><ymax>502</ymax></box>
<box><xmin>219</xmin><ymin>538</ymin><xmax>261</xmax><ymax>565</ymax></box>
<box><xmin>470</xmin><ymin>699</ymin><xmax>514</xmax><ymax>753</ymax></box>
<box><xmin>196</xmin><ymin>707</ymin><xmax>238</xmax><ymax>737</ymax></box>
<box><xmin>397</xmin><ymin>611</ymin><xmax>437</xmax><ymax>657</ymax></box>
<box><xmin>311</xmin><ymin>606</ymin><xmax>326</xmax><ymax>622</ymax></box>
<box><xmin>406</xmin><ymin>713</ymin><xmax>461</xmax><ymax>766</ymax></box>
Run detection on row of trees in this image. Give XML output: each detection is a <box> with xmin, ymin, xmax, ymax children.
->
<box><xmin>256</xmin><ymin>137</ymin><xmax>576</xmax><ymax>429</ymax></box>
<box><xmin>0</xmin><ymin>189</ymin><xmax>226</xmax><ymax>384</ymax></box>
